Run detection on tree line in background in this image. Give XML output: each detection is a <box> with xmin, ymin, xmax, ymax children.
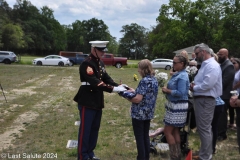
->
<box><xmin>1</xmin><ymin>0</ymin><xmax>240</xmax><ymax>59</ymax></box>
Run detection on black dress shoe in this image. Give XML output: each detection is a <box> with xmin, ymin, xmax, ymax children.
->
<box><xmin>217</xmin><ymin>135</ymin><xmax>227</xmax><ymax>141</ymax></box>
<box><xmin>92</xmin><ymin>157</ymin><xmax>100</xmax><ymax>160</ymax></box>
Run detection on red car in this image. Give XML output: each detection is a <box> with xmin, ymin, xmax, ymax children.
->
<box><xmin>101</xmin><ymin>53</ymin><xmax>127</xmax><ymax>68</ymax></box>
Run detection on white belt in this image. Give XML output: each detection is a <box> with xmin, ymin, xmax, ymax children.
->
<box><xmin>81</xmin><ymin>82</ymin><xmax>90</xmax><ymax>85</ymax></box>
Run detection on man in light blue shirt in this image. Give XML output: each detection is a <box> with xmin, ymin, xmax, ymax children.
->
<box><xmin>190</xmin><ymin>43</ymin><xmax>222</xmax><ymax>160</ymax></box>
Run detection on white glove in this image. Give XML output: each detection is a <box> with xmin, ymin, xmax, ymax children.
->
<box><xmin>113</xmin><ymin>86</ymin><xmax>127</xmax><ymax>93</ymax></box>
<box><xmin>120</xmin><ymin>84</ymin><xmax>129</xmax><ymax>89</ymax></box>
<box><xmin>120</xmin><ymin>84</ymin><xmax>128</xmax><ymax>87</ymax></box>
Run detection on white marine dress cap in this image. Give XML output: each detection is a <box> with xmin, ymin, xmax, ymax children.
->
<box><xmin>89</xmin><ymin>41</ymin><xmax>109</xmax><ymax>48</ymax></box>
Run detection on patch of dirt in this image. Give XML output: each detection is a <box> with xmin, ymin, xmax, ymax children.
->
<box><xmin>58</xmin><ymin>76</ymin><xmax>75</xmax><ymax>91</ymax></box>
<box><xmin>0</xmin><ymin>111</ymin><xmax>39</xmax><ymax>150</ymax></box>
<box><xmin>1</xmin><ymin>104</ymin><xmax>24</xmax><ymax>115</ymax></box>
<box><xmin>0</xmin><ymin>93</ymin><xmax>17</xmax><ymax>105</ymax></box>
<box><xmin>0</xmin><ymin>75</ymin><xmax>74</xmax><ymax>150</ymax></box>
<box><xmin>12</xmin><ymin>87</ymin><xmax>37</xmax><ymax>95</ymax></box>
<box><xmin>25</xmin><ymin>77</ymin><xmax>40</xmax><ymax>83</ymax></box>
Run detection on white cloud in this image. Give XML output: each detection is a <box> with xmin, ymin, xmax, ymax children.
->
<box><xmin>6</xmin><ymin>0</ymin><xmax>169</xmax><ymax>40</ymax></box>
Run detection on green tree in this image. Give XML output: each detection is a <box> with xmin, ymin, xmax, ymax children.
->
<box><xmin>1</xmin><ymin>23</ymin><xmax>25</xmax><ymax>50</ymax></box>
<box><xmin>0</xmin><ymin>31</ymin><xmax>3</xmax><ymax>48</ymax></box>
<box><xmin>66</xmin><ymin>18</ymin><xmax>113</xmax><ymax>54</ymax></box>
<box><xmin>220</xmin><ymin>0</ymin><xmax>240</xmax><ymax>56</ymax></box>
<box><xmin>0</xmin><ymin>0</ymin><xmax>11</xmax><ymax>24</ymax></box>
<box><xmin>50</xmin><ymin>19</ymin><xmax>67</xmax><ymax>52</ymax></box>
<box><xmin>9</xmin><ymin>0</ymin><xmax>66</xmax><ymax>54</ymax></box>
<box><xmin>66</xmin><ymin>20</ymin><xmax>84</xmax><ymax>52</ymax></box>
<box><xmin>40</xmin><ymin>6</ymin><xmax>54</xmax><ymax>19</ymax></box>
<box><xmin>119</xmin><ymin>23</ymin><xmax>148</xmax><ymax>59</ymax></box>
<box><xmin>81</xmin><ymin>18</ymin><xmax>111</xmax><ymax>53</ymax></box>
<box><xmin>10</xmin><ymin>0</ymin><xmax>45</xmax><ymax>54</ymax></box>
<box><xmin>39</xmin><ymin>6</ymin><xmax>66</xmax><ymax>53</ymax></box>
<box><xmin>148</xmin><ymin>0</ymin><xmax>223</xmax><ymax>58</ymax></box>
<box><xmin>107</xmin><ymin>35</ymin><xmax>118</xmax><ymax>55</ymax></box>
<box><xmin>11</xmin><ymin>0</ymin><xmax>39</xmax><ymax>22</ymax></box>
<box><xmin>0</xmin><ymin>0</ymin><xmax>12</xmax><ymax>48</ymax></box>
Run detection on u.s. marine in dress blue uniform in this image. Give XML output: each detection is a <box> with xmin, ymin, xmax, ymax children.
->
<box><xmin>73</xmin><ymin>41</ymin><xmax>126</xmax><ymax>160</ymax></box>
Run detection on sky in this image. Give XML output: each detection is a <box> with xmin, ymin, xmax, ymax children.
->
<box><xmin>6</xmin><ymin>0</ymin><xmax>169</xmax><ymax>41</ymax></box>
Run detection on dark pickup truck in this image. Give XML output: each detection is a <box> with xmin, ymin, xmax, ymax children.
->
<box><xmin>101</xmin><ymin>53</ymin><xmax>127</xmax><ymax>68</ymax></box>
<box><xmin>59</xmin><ymin>51</ymin><xmax>88</xmax><ymax>66</ymax></box>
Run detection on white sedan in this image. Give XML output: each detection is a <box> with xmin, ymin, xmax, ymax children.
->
<box><xmin>151</xmin><ymin>58</ymin><xmax>173</xmax><ymax>70</ymax></box>
<box><xmin>32</xmin><ymin>55</ymin><xmax>70</xmax><ymax>66</ymax></box>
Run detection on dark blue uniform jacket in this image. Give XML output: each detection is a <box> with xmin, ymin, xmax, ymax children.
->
<box><xmin>74</xmin><ymin>54</ymin><xmax>119</xmax><ymax>109</ymax></box>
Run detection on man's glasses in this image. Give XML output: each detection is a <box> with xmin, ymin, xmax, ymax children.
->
<box><xmin>173</xmin><ymin>61</ymin><xmax>182</xmax><ymax>64</ymax></box>
<box><xmin>232</xmin><ymin>62</ymin><xmax>236</xmax><ymax>64</ymax></box>
<box><xmin>195</xmin><ymin>51</ymin><xmax>202</xmax><ymax>55</ymax></box>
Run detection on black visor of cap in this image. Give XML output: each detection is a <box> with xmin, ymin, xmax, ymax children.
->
<box><xmin>96</xmin><ymin>47</ymin><xmax>108</xmax><ymax>52</ymax></box>
<box><xmin>95</xmin><ymin>47</ymin><xmax>105</xmax><ymax>50</ymax></box>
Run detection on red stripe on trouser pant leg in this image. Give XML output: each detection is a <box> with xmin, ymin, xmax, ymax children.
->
<box><xmin>78</xmin><ymin>106</ymin><xmax>85</xmax><ymax>160</ymax></box>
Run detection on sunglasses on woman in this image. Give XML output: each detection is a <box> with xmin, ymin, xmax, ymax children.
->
<box><xmin>173</xmin><ymin>61</ymin><xmax>182</xmax><ymax>64</ymax></box>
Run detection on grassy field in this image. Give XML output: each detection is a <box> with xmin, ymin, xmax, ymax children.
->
<box><xmin>15</xmin><ymin>56</ymin><xmax>41</xmax><ymax>65</ymax></box>
<box><xmin>0</xmin><ymin>63</ymin><xmax>240</xmax><ymax>160</ymax></box>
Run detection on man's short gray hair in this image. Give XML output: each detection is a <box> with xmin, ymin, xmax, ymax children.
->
<box><xmin>193</xmin><ymin>43</ymin><xmax>211</xmax><ymax>54</ymax></box>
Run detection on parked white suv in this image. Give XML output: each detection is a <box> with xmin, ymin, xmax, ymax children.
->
<box><xmin>151</xmin><ymin>58</ymin><xmax>173</xmax><ymax>70</ymax></box>
<box><xmin>0</xmin><ymin>51</ymin><xmax>17</xmax><ymax>64</ymax></box>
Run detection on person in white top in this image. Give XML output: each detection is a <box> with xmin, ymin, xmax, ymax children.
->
<box><xmin>190</xmin><ymin>43</ymin><xmax>222</xmax><ymax>160</ymax></box>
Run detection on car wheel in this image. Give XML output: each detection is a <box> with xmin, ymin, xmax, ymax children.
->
<box><xmin>69</xmin><ymin>61</ymin><xmax>74</xmax><ymax>66</ymax></box>
<box><xmin>36</xmin><ymin>61</ymin><xmax>42</xmax><ymax>65</ymax></box>
<box><xmin>115</xmin><ymin>63</ymin><xmax>122</xmax><ymax>68</ymax></box>
<box><xmin>4</xmin><ymin>59</ymin><xmax>11</xmax><ymax>64</ymax></box>
<box><xmin>58</xmin><ymin>61</ymin><xmax>64</xmax><ymax>66</ymax></box>
<box><xmin>165</xmin><ymin>65</ymin><xmax>171</xmax><ymax>70</ymax></box>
